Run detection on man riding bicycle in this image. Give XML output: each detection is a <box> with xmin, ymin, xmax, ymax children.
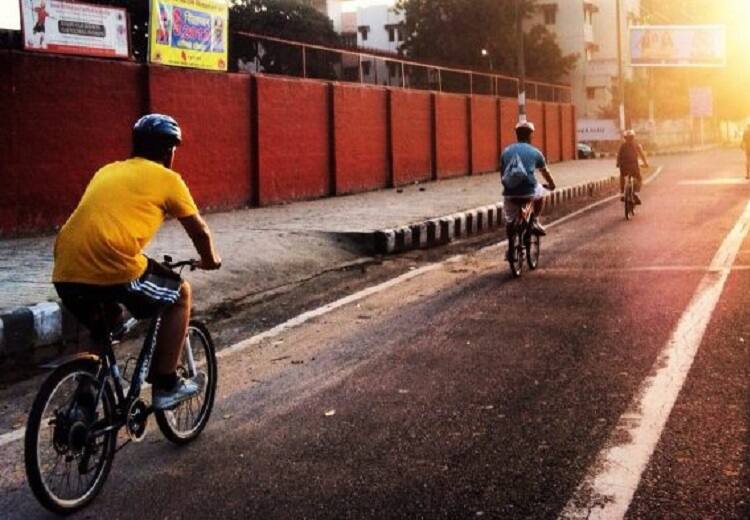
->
<box><xmin>52</xmin><ymin>114</ymin><xmax>222</xmax><ymax>410</ymax></box>
<box><xmin>500</xmin><ymin>120</ymin><xmax>556</xmax><ymax>260</ymax></box>
<box><xmin>617</xmin><ymin>129</ymin><xmax>649</xmax><ymax>205</ymax></box>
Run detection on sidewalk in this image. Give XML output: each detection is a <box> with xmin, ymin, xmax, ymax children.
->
<box><xmin>0</xmin><ymin>158</ymin><xmax>620</xmax><ymax>355</ymax></box>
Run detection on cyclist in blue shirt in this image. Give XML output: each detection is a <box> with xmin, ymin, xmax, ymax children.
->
<box><xmin>500</xmin><ymin>120</ymin><xmax>556</xmax><ymax>260</ymax></box>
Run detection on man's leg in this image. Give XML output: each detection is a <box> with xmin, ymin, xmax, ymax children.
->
<box><xmin>531</xmin><ymin>196</ymin><xmax>547</xmax><ymax>236</ymax></box>
<box><xmin>620</xmin><ymin>172</ymin><xmax>626</xmax><ymax>200</ymax></box>
<box><xmin>153</xmin><ymin>280</ymin><xmax>191</xmax><ymax>377</ymax></box>
<box><xmin>633</xmin><ymin>171</ymin><xmax>643</xmax><ymax>204</ymax></box>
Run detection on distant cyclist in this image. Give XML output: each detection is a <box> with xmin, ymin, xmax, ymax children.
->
<box><xmin>52</xmin><ymin>114</ymin><xmax>222</xmax><ymax>410</ymax></box>
<box><xmin>742</xmin><ymin>124</ymin><xmax>750</xmax><ymax>178</ymax></box>
<box><xmin>500</xmin><ymin>120</ymin><xmax>556</xmax><ymax>259</ymax></box>
<box><xmin>616</xmin><ymin>129</ymin><xmax>649</xmax><ymax>205</ymax></box>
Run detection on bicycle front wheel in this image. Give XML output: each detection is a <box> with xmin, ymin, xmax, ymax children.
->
<box><xmin>526</xmin><ymin>233</ymin><xmax>541</xmax><ymax>270</ymax></box>
<box><xmin>155</xmin><ymin>321</ymin><xmax>217</xmax><ymax>444</ymax></box>
<box><xmin>25</xmin><ymin>359</ymin><xmax>117</xmax><ymax>515</ymax></box>
<box><xmin>508</xmin><ymin>233</ymin><xmax>523</xmax><ymax>278</ymax></box>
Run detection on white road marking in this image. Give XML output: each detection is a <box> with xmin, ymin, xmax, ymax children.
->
<box><xmin>679</xmin><ymin>178</ymin><xmax>748</xmax><ymax>185</ymax></box>
<box><xmin>0</xmin><ymin>167</ymin><xmax>667</xmax><ymax>448</ymax></box>
<box><xmin>560</xmin><ymin>199</ymin><xmax>750</xmax><ymax>520</ymax></box>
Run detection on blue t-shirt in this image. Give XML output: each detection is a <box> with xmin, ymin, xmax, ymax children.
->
<box><xmin>500</xmin><ymin>142</ymin><xmax>547</xmax><ymax>197</ymax></box>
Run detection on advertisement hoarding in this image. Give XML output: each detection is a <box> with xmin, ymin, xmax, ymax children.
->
<box><xmin>630</xmin><ymin>25</ymin><xmax>726</xmax><ymax>67</ymax></box>
<box><xmin>19</xmin><ymin>0</ymin><xmax>129</xmax><ymax>58</ymax></box>
<box><xmin>577</xmin><ymin>119</ymin><xmax>621</xmax><ymax>142</ymax></box>
<box><xmin>149</xmin><ymin>0</ymin><xmax>228</xmax><ymax>71</ymax></box>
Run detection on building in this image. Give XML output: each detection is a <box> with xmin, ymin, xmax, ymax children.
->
<box><xmin>319</xmin><ymin>0</ymin><xmax>404</xmax><ymax>53</ymax></box>
<box><xmin>525</xmin><ymin>0</ymin><xmax>641</xmax><ymax>118</ymax></box>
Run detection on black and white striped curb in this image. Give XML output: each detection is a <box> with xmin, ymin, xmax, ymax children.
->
<box><xmin>0</xmin><ymin>175</ymin><xmax>618</xmax><ymax>358</ymax></box>
<box><xmin>594</xmin><ymin>143</ymin><xmax>720</xmax><ymax>159</ymax></box>
<box><xmin>374</xmin><ymin>175</ymin><xmax>619</xmax><ymax>255</ymax></box>
<box><xmin>0</xmin><ymin>302</ymin><xmax>71</xmax><ymax>358</ymax></box>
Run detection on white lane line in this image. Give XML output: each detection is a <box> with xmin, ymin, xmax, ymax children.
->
<box><xmin>560</xmin><ymin>199</ymin><xmax>750</xmax><ymax>520</ymax></box>
<box><xmin>0</xmin><ymin>168</ymin><xmax>664</xmax><ymax>448</ymax></box>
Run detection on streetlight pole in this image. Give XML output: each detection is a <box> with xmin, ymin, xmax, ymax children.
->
<box><xmin>616</xmin><ymin>0</ymin><xmax>626</xmax><ymax>131</ymax></box>
<box><xmin>515</xmin><ymin>0</ymin><xmax>526</xmax><ymax>123</ymax></box>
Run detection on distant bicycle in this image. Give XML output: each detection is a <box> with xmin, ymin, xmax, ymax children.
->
<box><xmin>507</xmin><ymin>199</ymin><xmax>542</xmax><ymax>278</ymax></box>
<box><xmin>24</xmin><ymin>257</ymin><xmax>217</xmax><ymax>515</ymax></box>
<box><xmin>623</xmin><ymin>174</ymin><xmax>637</xmax><ymax>221</ymax></box>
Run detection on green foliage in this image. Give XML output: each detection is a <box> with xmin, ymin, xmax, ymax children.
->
<box><xmin>230</xmin><ymin>0</ymin><xmax>341</xmax><ymax>75</ymax></box>
<box><xmin>396</xmin><ymin>0</ymin><xmax>577</xmax><ymax>83</ymax></box>
<box><xmin>230</xmin><ymin>0</ymin><xmax>339</xmax><ymax>45</ymax></box>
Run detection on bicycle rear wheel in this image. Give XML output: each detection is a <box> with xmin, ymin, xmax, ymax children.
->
<box><xmin>624</xmin><ymin>181</ymin><xmax>634</xmax><ymax>220</ymax></box>
<box><xmin>508</xmin><ymin>232</ymin><xmax>524</xmax><ymax>277</ymax></box>
<box><xmin>25</xmin><ymin>359</ymin><xmax>116</xmax><ymax>515</ymax></box>
<box><xmin>155</xmin><ymin>321</ymin><xmax>217</xmax><ymax>444</ymax></box>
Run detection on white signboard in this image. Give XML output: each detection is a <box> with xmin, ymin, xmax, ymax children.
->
<box><xmin>630</xmin><ymin>25</ymin><xmax>726</xmax><ymax>67</ymax></box>
<box><xmin>577</xmin><ymin>119</ymin><xmax>621</xmax><ymax>142</ymax></box>
<box><xmin>689</xmin><ymin>87</ymin><xmax>713</xmax><ymax>118</ymax></box>
<box><xmin>20</xmin><ymin>0</ymin><xmax>129</xmax><ymax>58</ymax></box>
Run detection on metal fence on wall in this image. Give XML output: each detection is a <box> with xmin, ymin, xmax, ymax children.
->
<box><xmin>232</xmin><ymin>31</ymin><xmax>571</xmax><ymax>103</ymax></box>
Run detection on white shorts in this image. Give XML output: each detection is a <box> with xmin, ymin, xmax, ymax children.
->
<box><xmin>503</xmin><ymin>184</ymin><xmax>548</xmax><ymax>223</ymax></box>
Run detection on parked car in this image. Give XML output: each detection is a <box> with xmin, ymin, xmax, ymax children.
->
<box><xmin>577</xmin><ymin>142</ymin><xmax>595</xmax><ymax>159</ymax></box>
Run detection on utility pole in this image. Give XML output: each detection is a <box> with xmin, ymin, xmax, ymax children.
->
<box><xmin>515</xmin><ymin>0</ymin><xmax>526</xmax><ymax>123</ymax></box>
<box><xmin>615</xmin><ymin>0</ymin><xmax>626</xmax><ymax>131</ymax></box>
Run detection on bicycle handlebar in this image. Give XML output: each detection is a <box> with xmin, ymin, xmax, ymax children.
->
<box><xmin>162</xmin><ymin>255</ymin><xmax>199</xmax><ymax>271</ymax></box>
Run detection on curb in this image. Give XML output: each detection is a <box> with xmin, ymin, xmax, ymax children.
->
<box><xmin>593</xmin><ymin>143</ymin><xmax>720</xmax><ymax>159</ymax></box>
<box><xmin>374</xmin><ymin>175</ymin><xmax>619</xmax><ymax>255</ymax></box>
<box><xmin>0</xmin><ymin>174</ymin><xmax>619</xmax><ymax>359</ymax></box>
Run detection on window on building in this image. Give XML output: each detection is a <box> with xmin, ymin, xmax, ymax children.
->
<box><xmin>542</xmin><ymin>5</ymin><xmax>557</xmax><ymax>25</ymax></box>
<box><xmin>386</xmin><ymin>25</ymin><xmax>396</xmax><ymax>42</ymax></box>
<box><xmin>586</xmin><ymin>87</ymin><xmax>598</xmax><ymax>100</ymax></box>
<box><xmin>341</xmin><ymin>32</ymin><xmax>357</xmax><ymax>47</ymax></box>
<box><xmin>358</xmin><ymin>25</ymin><xmax>370</xmax><ymax>41</ymax></box>
<box><xmin>362</xmin><ymin>61</ymin><xmax>372</xmax><ymax>76</ymax></box>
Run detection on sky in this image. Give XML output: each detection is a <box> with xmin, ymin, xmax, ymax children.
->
<box><xmin>0</xmin><ymin>0</ymin><xmax>21</xmax><ymax>30</ymax></box>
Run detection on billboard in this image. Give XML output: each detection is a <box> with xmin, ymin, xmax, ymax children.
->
<box><xmin>19</xmin><ymin>0</ymin><xmax>129</xmax><ymax>58</ymax></box>
<box><xmin>149</xmin><ymin>0</ymin><xmax>228</xmax><ymax>71</ymax></box>
<box><xmin>630</xmin><ymin>25</ymin><xmax>726</xmax><ymax>67</ymax></box>
<box><xmin>577</xmin><ymin>119</ymin><xmax>621</xmax><ymax>142</ymax></box>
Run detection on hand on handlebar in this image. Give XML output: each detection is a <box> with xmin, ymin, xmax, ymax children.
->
<box><xmin>543</xmin><ymin>183</ymin><xmax>556</xmax><ymax>191</ymax></box>
<box><xmin>197</xmin><ymin>256</ymin><xmax>222</xmax><ymax>271</ymax></box>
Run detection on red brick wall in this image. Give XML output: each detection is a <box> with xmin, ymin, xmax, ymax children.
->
<box><xmin>390</xmin><ymin>89</ymin><xmax>433</xmax><ymax>186</ymax></box>
<box><xmin>561</xmin><ymin>104</ymin><xmax>575</xmax><ymax>161</ymax></box>
<box><xmin>470</xmin><ymin>95</ymin><xmax>499</xmax><ymax>174</ymax></box>
<box><xmin>434</xmin><ymin>93</ymin><xmax>469</xmax><ymax>179</ymax></box>
<box><xmin>256</xmin><ymin>75</ymin><xmax>331</xmax><ymax>205</ymax></box>
<box><xmin>333</xmin><ymin>84</ymin><xmax>389</xmax><ymax>194</ymax></box>
<box><xmin>527</xmin><ymin>101</ymin><xmax>545</xmax><ymax>154</ymax></box>
<box><xmin>544</xmin><ymin>103</ymin><xmax>562</xmax><ymax>163</ymax></box>
<box><xmin>499</xmin><ymin>97</ymin><xmax>518</xmax><ymax>151</ymax></box>
<box><xmin>2</xmin><ymin>52</ymin><xmax>142</xmax><ymax>236</ymax></box>
<box><xmin>150</xmin><ymin>66</ymin><xmax>253</xmax><ymax>210</ymax></box>
<box><xmin>0</xmin><ymin>52</ymin><xmax>15</xmax><ymax>234</ymax></box>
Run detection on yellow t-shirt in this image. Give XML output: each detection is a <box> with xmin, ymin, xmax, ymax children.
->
<box><xmin>52</xmin><ymin>158</ymin><xmax>198</xmax><ymax>285</ymax></box>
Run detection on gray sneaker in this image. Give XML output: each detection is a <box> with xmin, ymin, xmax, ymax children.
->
<box><xmin>152</xmin><ymin>376</ymin><xmax>201</xmax><ymax>411</ymax></box>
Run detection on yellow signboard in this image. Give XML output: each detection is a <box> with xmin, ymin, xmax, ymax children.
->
<box><xmin>149</xmin><ymin>0</ymin><xmax>228</xmax><ymax>71</ymax></box>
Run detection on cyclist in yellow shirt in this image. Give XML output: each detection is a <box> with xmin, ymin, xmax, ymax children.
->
<box><xmin>52</xmin><ymin>114</ymin><xmax>221</xmax><ymax>410</ymax></box>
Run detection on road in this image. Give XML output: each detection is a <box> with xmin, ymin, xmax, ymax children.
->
<box><xmin>2</xmin><ymin>149</ymin><xmax>750</xmax><ymax>519</ymax></box>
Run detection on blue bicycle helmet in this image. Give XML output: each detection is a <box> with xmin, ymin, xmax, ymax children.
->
<box><xmin>132</xmin><ymin>113</ymin><xmax>182</xmax><ymax>146</ymax></box>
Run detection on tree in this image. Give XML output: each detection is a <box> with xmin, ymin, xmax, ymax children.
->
<box><xmin>230</xmin><ymin>0</ymin><xmax>341</xmax><ymax>75</ymax></box>
<box><xmin>395</xmin><ymin>0</ymin><xmax>577</xmax><ymax>83</ymax></box>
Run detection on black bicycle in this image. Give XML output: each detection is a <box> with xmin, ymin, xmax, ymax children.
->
<box><xmin>507</xmin><ymin>200</ymin><xmax>541</xmax><ymax>278</ymax></box>
<box><xmin>24</xmin><ymin>257</ymin><xmax>217</xmax><ymax>515</ymax></box>
<box><xmin>623</xmin><ymin>174</ymin><xmax>636</xmax><ymax>220</ymax></box>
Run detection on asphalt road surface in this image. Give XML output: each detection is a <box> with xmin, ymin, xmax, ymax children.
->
<box><xmin>3</xmin><ymin>149</ymin><xmax>750</xmax><ymax>519</ymax></box>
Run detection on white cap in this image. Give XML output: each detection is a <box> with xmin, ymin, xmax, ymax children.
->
<box><xmin>515</xmin><ymin>120</ymin><xmax>535</xmax><ymax>132</ymax></box>
<box><xmin>624</xmin><ymin>129</ymin><xmax>636</xmax><ymax>137</ymax></box>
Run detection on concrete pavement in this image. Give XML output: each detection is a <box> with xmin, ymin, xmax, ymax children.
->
<box><xmin>0</xmin><ymin>158</ymin><xmax>621</xmax><ymax>357</ymax></box>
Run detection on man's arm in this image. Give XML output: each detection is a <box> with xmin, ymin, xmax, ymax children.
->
<box><xmin>178</xmin><ymin>214</ymin><xmax>222</xmax><ymax>270</ymax></box>
<box><xmin>637</xmin><ymin>144</ymin><xmax>649</xmax><ymax>167</ymax></box>
<box><xmin>539</xmin><ymin>166</ymin><xmax>556</xmax><ymax>190</ymax></box>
